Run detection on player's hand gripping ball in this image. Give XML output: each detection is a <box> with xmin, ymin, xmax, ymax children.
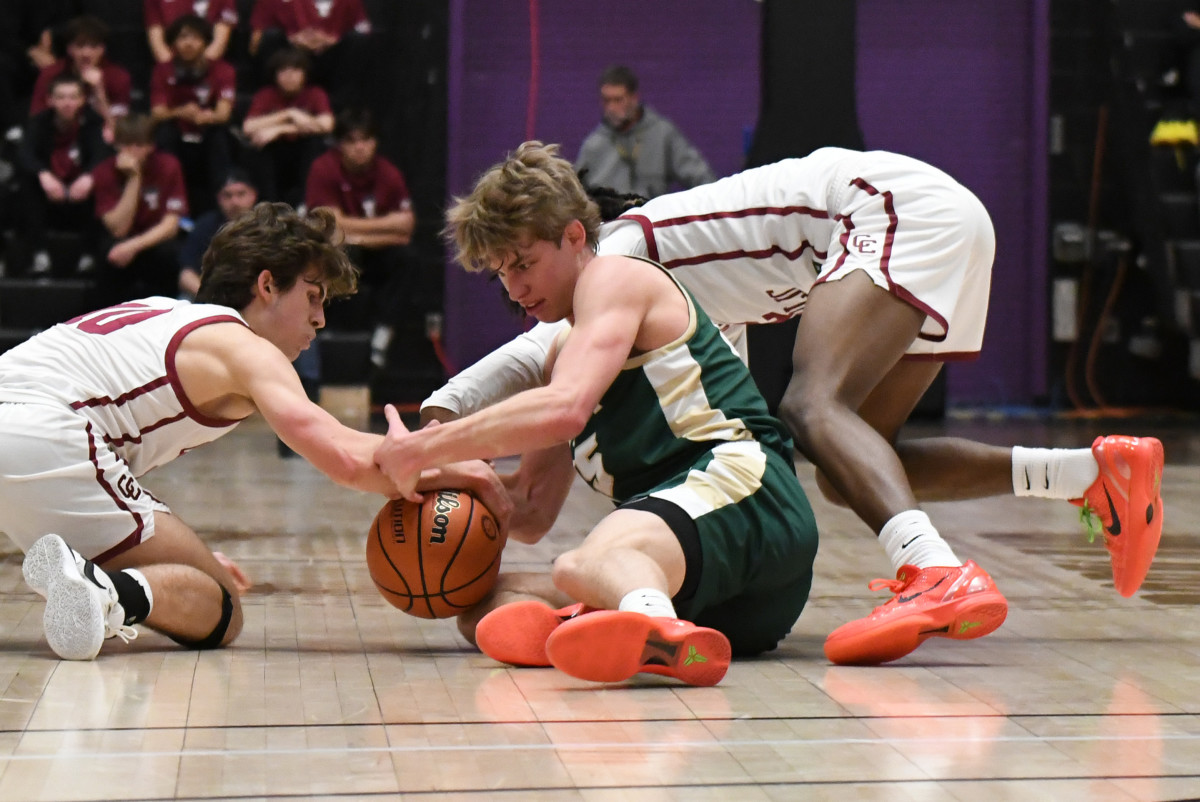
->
<box><xmin>366</xmin><ymin>489</ymin><xmax>504</xmax><ymax>618</ymax></box>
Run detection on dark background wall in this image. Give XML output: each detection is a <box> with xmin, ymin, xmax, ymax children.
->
<box><xmin>444</xmin><ymin>0</ymin><xmax>1050</xmax><ymax>407</ymax></box>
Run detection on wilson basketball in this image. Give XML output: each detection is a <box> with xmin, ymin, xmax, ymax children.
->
<box><xmin>365</xmin><ymin>489</ymin><xmax>504</xmax><ymax>619</ymax></box>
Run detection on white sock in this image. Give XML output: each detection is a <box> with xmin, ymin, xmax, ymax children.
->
<box><xmin>1012</xmin><ymin>446</ymin><xmax>1099</xmax><ymax>500</ymax></box>
<box><xmin>618</xmin><ymin>587</ymin><xmax>676</xmax><ymax>619</ymax></box>
<box><xmin>878</xmin><ymin>510</ymin><xmax>961</xmax><ymax>573</ymax></box>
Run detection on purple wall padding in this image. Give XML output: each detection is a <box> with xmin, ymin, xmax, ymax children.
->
<box><xmin>857</xmin><ymin>0</ymin><xmax>1049</xmax><ymax>405</ymax></box>
<box><xmin>446</xmin><ymin>0</ymin><xmax>1050</xmax><ymax>405</ymax></box>
<box><xmin>445</xmin><ymin>0</ymin><xmax>762</xmax><ymax>368</ymax></box>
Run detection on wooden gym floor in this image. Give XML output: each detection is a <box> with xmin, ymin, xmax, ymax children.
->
<box><xmin>0</xmin><ymin>392</ymin><xmax>1197</xmax><ymax>801</ymax></box>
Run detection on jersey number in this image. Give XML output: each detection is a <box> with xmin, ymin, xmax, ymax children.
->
<box><xmin>573</xmin><ymin>432</ymin><xmax>615</xmax><ymax>496</ymax></box>
<box><xmin>68</xmin><ymin>304</ymin><xmax>169</xmax><ymax>335</ymax></box>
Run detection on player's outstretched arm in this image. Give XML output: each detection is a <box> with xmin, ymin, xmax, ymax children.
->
<box><xmin>419</xmin><ymin>321</ymin><xmax>566</xmax><ymax>424</ymax></box>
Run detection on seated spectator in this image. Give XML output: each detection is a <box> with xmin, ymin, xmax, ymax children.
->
<box><xmin>30</xmin><ymin>16</ymin><xmax>133</xmax><ymax>142</ymax></box>
<box><xmin>17</xmin><ymin>73</ymin><xmax>110</xmax><ymax>275</ymax></box>
<box><xmin>1</xmin><ymin>0</ymin><xmax>69</xmax><ymax>135</ymax></box>
<box><xmin>150</xmin><ymin>14</ymin><xmax>236</xmax><ymax>216</ymax></box>
<box><xmin>574</xmin><ymin>64</ymin><xmax>716</xmax><ymax>198</ymax></box>
<box><xmin>91</xmin><ymin>114</ymin><xmax>188</xmax><ymax>305</ymax></box>
<box><xmin>241</xmin><ymin>47</ymin><xmax>333</xmax><ymax>207</ymax></box>
<box><xmin>248</xmin><ymin>0</ymin><xmax>371</xmax><ymax>110</ymax></box>
<box><xmin>305</xmin><ymin>109</ymin><xmax>414</xmax><ymax>371</ymax></box>
<box><xmin>144</xmin><ymin>0</ymin><xmax>239</xmax><ymax>64</ymax></box>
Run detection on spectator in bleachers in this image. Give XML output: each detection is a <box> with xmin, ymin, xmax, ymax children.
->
<box><xmin>178</xmin><ymin>166</ymin><xmax>257</xmax><ymax>298</ymax></box>
<box><xmin>30</xmin><ymin>16</ymin><xmax>133</xmax><ymax>142</ymax></box>
<box><xmin>91</xmin><ymin>114</ymin><xmax>187</xmax><ymax>305</ymax></box>
<box><xmin>17</xmin><ymin>73</ymin><xmax>110</xmax><ymax>275</ymax></box>
<box><xmin>150</xmin><ymin>14</ymin><xmax>236</xmax><ymax>217</ymax></box>
<box><xmin>144</xmin><ymin>0</ymin><xmax>239</xmax><ymax>64</ymax></box>
<box><xmin>1</xmin><ymin>0</ymin><xmax>73</xmax><ymax>135</ymax></box>
<box><xmin>248</xmin><ymin>0</ymin><xmax>372</xmax><ymax>111</ymax></box>
<box><xmin>305</xmin><ymin>108</ymin><xmax>413</xmax><ymax>372</ymax></box>
<box><xmin>241</xmin><ymin>47</ymin><xmax>333</xmax><ymax>207</ymax></box>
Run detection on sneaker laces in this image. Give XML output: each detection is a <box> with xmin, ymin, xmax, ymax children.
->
<box><xmin>100</xmin><ymin>598</ymin><xmax>138</xmax><ymax>644</ymax></box>
<box><xmin>1078</xmin><ymin>499</ymin><xmax>1100</xmax><ymax>544</ymax></box>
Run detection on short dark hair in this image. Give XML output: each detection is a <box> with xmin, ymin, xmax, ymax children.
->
<box><xmin>268</xmin><ymin>47</ymin><xmax>312</xmax><ymax>78</ymax></box>
<box><xmin>217</xmin><ymin>167</ymin><xmax>256</xmax><ymax>191</ymax></box>
<box><xmin>334</xmin><ymin>108</ymin><xmax>378</xmax><ymax>142</ymax></box>
<box><xmin>46</xmin><ymin>73</ymin><xmax>88</xmax><ymax>97</ymax></box>
<box><xmin>599</xmin><ymin>64</ymin><xmax>638</xmax><ymax>93</ymax></box>
<box><xmin>197</xmin><ymin>203</ymin><xmax>359</xmax><ymax>309</ymax></box>
<box><xmin>63</xmin><ymin>16</ymin><xmax>109</xmax><ymax>47</ymax></box>
<box><xmin>112</xmin><ymin>114</ymin><xmax>157</xmax><ymax>146</ymax></box>
<box><xmin>165</xmin><ymin>14</ymin><xmax>213</xmax><ymax>46</ymax></box>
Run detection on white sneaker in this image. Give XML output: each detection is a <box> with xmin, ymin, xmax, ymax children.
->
<box><xmin>30</xmin><ymin>251</ymin><xmax>51</xmax><ymax>274</ymax></box>
<box><xmin>22</xmin><ymin>534</ymin><xmax>136</xmax><ymax>660</ymax></box>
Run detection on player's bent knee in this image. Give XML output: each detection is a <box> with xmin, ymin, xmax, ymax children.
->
<box><xmin>168</xmin><ymin>584</ymin><xmax>241</xmax><ymax>650</ymax></box>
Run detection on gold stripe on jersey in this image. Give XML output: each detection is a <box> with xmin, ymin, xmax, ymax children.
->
<box><xmin>650</xmin><ymin>441</ymin><xmax>768</xmax><ymax>518</ymax></box>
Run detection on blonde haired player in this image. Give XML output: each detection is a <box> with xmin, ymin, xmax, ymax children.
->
<box><xmin>422</xmin><ymin>146</ymin><xmax>1165</xmax><ymax>666</ymax></box>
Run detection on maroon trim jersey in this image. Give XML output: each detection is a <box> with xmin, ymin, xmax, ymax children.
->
<box><xmin>93</xmin><ymin>150</ymin><xmax>189</xmax><ymax>233</ymax></box>
<box><xmin>304</xmin><ymin>149</ymin><xmax>411</xmax><ymax>218</ymax></box>
<box><xmin>0</xmin><ymin>298</ymin><xmax>247</xmax><ymax>476</ymax></box>
<box><xmin>30</xmin><ymin>59</ymin><xmax>132</xmax><ymax>117</ymax></box>
<box><xmin>250</xmin><ymin>0</ymin><xmax>371</xmax><ymax>38</ymax></box>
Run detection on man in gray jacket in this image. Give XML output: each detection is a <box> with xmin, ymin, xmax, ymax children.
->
<box><xmin>574</xmin><ymin>65</ymin><xmax>716</xmax><ymax>198</ymax></box>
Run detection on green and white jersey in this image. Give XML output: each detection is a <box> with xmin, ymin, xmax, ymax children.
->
<box><xmin>571</xmin><ymin>258</ymin><xmax>794</xmax><ymax>504</ymax></box>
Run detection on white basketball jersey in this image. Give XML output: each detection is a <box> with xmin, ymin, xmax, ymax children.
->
<box><xmin>597</xmin><ymin>147</ymin><xmax>995</xmax><ymax>354</ymax></box>
<box><xmin>0</xmin><ymin>297</ymin><xmax>247</xmax><ymax>476</ymax></box>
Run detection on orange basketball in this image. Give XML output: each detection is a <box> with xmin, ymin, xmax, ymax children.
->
<box><xmin>365</xmin><ymin>489</ymin><xmax>504</xmax><ymax>618</ymax></box>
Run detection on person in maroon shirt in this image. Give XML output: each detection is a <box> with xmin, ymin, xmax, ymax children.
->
<box><xmin>241</xmin><ymin>47</ymin><xmax>333</xmax><ymax>207</ymax></box>
<box><xmin>91</xmin><ymin>114</ymin><xmax>189</xmax><ymax>305</ymax></box>
<box><xmin>248</xmin><ymin>0</ymin><xmax>372</xmax><ymax>110</ymax></box>
<box><xmin>144</xmin><ymin>0</ymin><xmax>239</xmax><ymax>64</ymax></box>
<box><xmin>17</xmin><ymin>74</ymin><xmax>111</xmax><ymax>274</ymax></box>
<box><xmin>30</xmin><ymin>16</ymin><xmax>133</xmax><ymax>141</ymax></box>
<box><xmin>150</xmin><ymin>14</ymin><xmax>236</xmax><ymax>216</ymax></box>
<box><xmin>305</xmin><ymin>108</ymin><xmax>414</xmax><ymax>371</ymax></box>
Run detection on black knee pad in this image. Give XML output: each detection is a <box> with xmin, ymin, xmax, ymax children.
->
<box><xmin>169</xmin><ymin>584</ymin><xmax>234</xmax><ymax>650</ymax></box>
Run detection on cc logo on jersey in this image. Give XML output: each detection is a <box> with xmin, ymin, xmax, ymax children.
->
<box><xmin>116</xmin><ymin>475</ymin><xmax>142</xmax><ymax>501</ymax></box>
<box><xmin>850</xmin><ymin>233</ymin><xmax>879</xmax><ymax>254</ymax></box>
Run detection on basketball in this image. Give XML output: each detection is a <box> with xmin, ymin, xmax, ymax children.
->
<box><xmin>365</xmin><ymin>489</ymin><xmax>504</xmax><ymax>619</ymax></box>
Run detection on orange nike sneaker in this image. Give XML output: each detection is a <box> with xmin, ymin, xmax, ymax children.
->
<box><xmin>824</xmin><ymin>560</ymin><xmax>1008</xmax><ymax>666</ymax></box>
<box><xmin>545</xmin><ymin>610</ymin><xmax>731</xmax><ymax>686</ymax></box>
<box><xmin>1071</xmin><ymin>435</ymin><xmax>1165</xmax><ymax>597</ymax></box>
<box><xmin>475</xmin><ymin>601</ymin><xmax>588</xmax><ymax>667</ymax></box>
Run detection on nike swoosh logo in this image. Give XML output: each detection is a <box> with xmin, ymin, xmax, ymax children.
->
<box><xmin>1043</xmin><ymin>468</ymin><xmax>1050</xmax><ymax>490</ymax></box>
<box><xmin>1103</xmin><ymin>484</ymin><xmax>1122</xmax><ymax>536</ymax></box>
<box><xmin>1024</xmin><ymin>467</ymin><xmax>1031</xmax><ymax>491</ymax></box>
<box><xmin>898</xmin><ymin>575</ymin><xmax>947</xmax><ymax>604</ymax></box>
<box><xmin>901</xmin><ymin>535</ymin><xmax>921</xmax><ymax>549</ymax></box>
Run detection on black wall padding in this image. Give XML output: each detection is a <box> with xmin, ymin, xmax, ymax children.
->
<box><xmin>745</xmin><ymin>0</ymin><xmax>865</xmax><ymax>414</ymax></box>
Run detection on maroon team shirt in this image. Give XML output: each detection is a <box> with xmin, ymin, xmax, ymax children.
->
<box><xmin>49</xmin><ymin>121</ymin><xmax>87</xmax><ymax>183</ymax></box>
<box><xmin>143</xmin><ymin>0</ymin><xmax>238</xmax><ymax>27</ymax></box>
<box><xmin>150</xmin><ymin>59</ymin><xmax>237</xmax><ymax>138</ymax></box>
<box><xmin>246</xmin><ymin>84</ymin><xmax>332</xmax><ymax>132</ymax></box>
<box><xmin>30</xmin><ymin>59</ymin><xmax>132</xmax><ymax>117</ymax></box>
<box><xmin>250</xmin><ymin>0</ymin><xmax>371</xmax><ymax>38</ymax></box>
<box><xmin>93</xmin><ymin>151</ymin><xmax>189</xmax><ymax>235</ymax></box>
<box><xmin>305</xmin><ymin>149</ymin><xmax>411</xmax><ymax>219</ymax></box>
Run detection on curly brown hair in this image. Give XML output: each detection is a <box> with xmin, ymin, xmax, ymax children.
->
<box><xmin>196</xmin><ymin>203</ymin><xmax>359</xmax><ymax>309</ymax></box>
<box><xmin>444</xmin><ymin>141</ymin><xmax>602</xmax><ymax>273</ymax></box>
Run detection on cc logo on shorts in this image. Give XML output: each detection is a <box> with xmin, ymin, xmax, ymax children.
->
<box><xmin>850</xmin><ymin>233</ymin><xmax>878</xmax><ymax>254</ymax></box>
<box><xmin>116</xmin><ymin>475</ymin><xmax>142</xmax><ymax>501</ymax></box>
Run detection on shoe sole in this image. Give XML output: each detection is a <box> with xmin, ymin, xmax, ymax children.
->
<box><xmin>1107</xmin><ymin>437</ymin><xmax>1164</xmax><ymax>597</ymax></box>
<box><xmin>546</xmin><ymin>611</ymin><xmax>731</xmax><ymax>686</ymax></box>
<box><xmin>475</xmin><ymin>601</ymin><xmax>565</xmax><ymax>667</ymax></box>
<box><xmin>824</xmin><ymin>592</ymin><xmax>1009</xmax><ymax>666</ymax></box>
<box><xmin>22</xmin><ymin>535</ymin><xmax>105</xmax><ymax>661</ymax></box>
